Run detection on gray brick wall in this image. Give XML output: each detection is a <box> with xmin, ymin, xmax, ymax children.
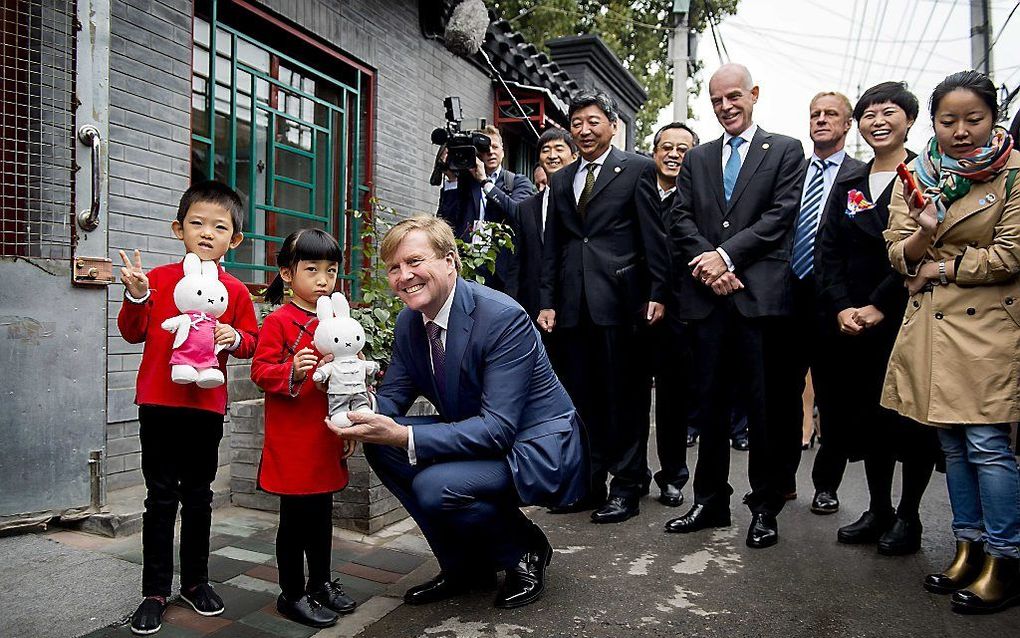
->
<box><xmin>104</xmin><ymin>0</ymin><xmax>195</xmax><ymax>491</ymax></box>
<box><xmin>103</xmin><ymin>0</ymin><xmax>495</xmax><ymax>490</ymax></box>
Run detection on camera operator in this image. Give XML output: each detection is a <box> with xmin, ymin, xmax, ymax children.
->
<box><xmin>436</xmin><ymin>125</ymin><xmax>535</xmax><ymax>293</ymax></box>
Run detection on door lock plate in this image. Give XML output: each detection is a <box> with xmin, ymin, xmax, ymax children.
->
<box><xmin>72</xmin><ymin>257</ymin><xmax>114</xmax><ymax>287</ymax></box>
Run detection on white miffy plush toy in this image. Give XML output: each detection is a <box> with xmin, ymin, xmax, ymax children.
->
<box><xmin>160</xmin><ymin>252</ymin><xmax>229</xmax><ymax>388</ymax></box>
<box><xmin>311</xmin><ymin>292</ymin><xmax>379</xmax><ymax>428</ymax></box>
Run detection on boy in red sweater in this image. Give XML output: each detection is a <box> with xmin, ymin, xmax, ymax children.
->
<box><xmin>117</xmin><ymin>181</ymin><xmax>258</xmax><ymax>635</ymax></box>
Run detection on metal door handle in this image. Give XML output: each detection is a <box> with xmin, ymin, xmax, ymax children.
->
<box><xmin>77</xmin><ymin>125</ymin><xmax>102</xmax><ymax>231</ymax></box>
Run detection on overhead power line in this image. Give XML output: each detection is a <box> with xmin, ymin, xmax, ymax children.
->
<box><xmin>899</xmin><ymin>1</ymin><xmax>940</xmax><ymax>84</ymax></box>
<box><xmin>910</xmin><ymin>0</ymin><xmax>961</xmax><ymax>89</ymax></box>
<box><xmin>886</xmin><ymin>0</ymin><xmax>920</xmax><ymax>79</ymax></box>
<box><xmin>857</xmin><ymin>0</ymin><xmax>892</xmax><ymax>90</ymax></box>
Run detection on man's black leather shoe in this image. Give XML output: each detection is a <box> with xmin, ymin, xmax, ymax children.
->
<box><xmin>746</xmin><ymin>513</ymin><xmax>779</xmax><ymax>548</ymax></box>
<box><xmin>276</xmin><ymin>593</ymin><xmax>338</xmax><ymax>628</ymax></box>
<box><xmin>403</xmin><ymin>572</ymin><xmax>495</xmax><ymax>605</ymax></box>
<box><xmin>810</xmin><ymin>490</ymin><xmax>839</xmax><ymax>515</ymax></box>
<box><xmin>664</xmin><ymin>504</ymin><xmax>730</xmax><ymax>533</ymax></box>
<box><xmin>308</xmin><ymin>578</ymin><xmax>357</xmax><ymax>614</ymax></box>
<box><xmin>590</xmin><ymin>496</ymin><xmax>639</xmax><ymax>523</ymax></box>
<box><xmin>686</xmin><ymin>432</ymin><xmax>698</xmax><ymax>447</ymax></box>
<box><xmin>494</xmin><ymin>532</ymin><xmax>553</xmax><ymax>608</ymax></box>
<box><xmin>658</xmin><ymin>484</ymin><xmax>684</xmax><ymax>508</ymax></box>
<box><xmin>547</xmin><ymin>492</ymin><xmax>606</xmax><ymax>514</ymax></box>
<box><xmin>731</xmin><ymin>435</ymin><xmax>750</xmax><ymax>451</ymax></box>
<box><xmin>837</xmin><ymin>510</ymin><xmax>894</xmax><ymax>544</ymax></box>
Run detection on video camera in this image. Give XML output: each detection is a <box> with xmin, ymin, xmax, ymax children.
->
<box><xmin>430</xmin><ymin>96</ymin><xmax>491</xmax><ymax>184</ymax></box>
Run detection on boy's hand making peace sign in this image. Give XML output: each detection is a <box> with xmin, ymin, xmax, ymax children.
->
<box><xmin>119</xmin><ymin>249</ymin><xmax>150</xmax><ymax>299</ymax></box>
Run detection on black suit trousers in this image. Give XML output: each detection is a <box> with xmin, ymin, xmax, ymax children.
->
<box><xmin>687</xmin><ymin>303</ymin><xmax>792</xmax><ymax>514</ymax></box>
<box><xmin>556</xmin><ymin>293</ymin><xmax>647</xmax><ymax>499</ymax></box>
<box><xmin>770</xmin><ymin>275</ymin><xmax>847</xmax><ymax>494</ymax></box>
<box><xmin>636</xmin><ymin>316</ymin><xmax>690</xmax><ymax>491</ymax></box>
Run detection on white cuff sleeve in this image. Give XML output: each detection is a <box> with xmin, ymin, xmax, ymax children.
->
<box><xmin>716</xmin><ymin>248</ymin><xmax>735</xmax><ymax>272</ymax></box>
<box><xmin>442</xmin><ymin>178</ymin><xmax>458</xmax><ymax>191</ymax></box>
<box><xmin>482</xmin><ymin>181</ymin><xmax>496</xmax><ymax>195</ymax></box>
<box><xmin>225</xmin><ymin>328</ymin><xmax>242</xmax><ymax>352</ymax></box>
<box><xmin>124</xmin><ymin>289</ymin><xmax>151</xmax><ymax>304</ymax></box>
<box><xmin>406</xmin><ymin>425</ymin><xmax>417</xmax><ymax>465</ymax></box>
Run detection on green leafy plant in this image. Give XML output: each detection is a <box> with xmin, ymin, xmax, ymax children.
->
<box><xmin>349</xmin><ymin>206</ymin><xmax>404</xmax><ymax>369</ymax></box>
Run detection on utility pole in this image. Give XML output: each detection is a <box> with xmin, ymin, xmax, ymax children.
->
<box><xmin>970</xmin><ymin>0</ymin><xmax>993</xmax><ymax>76</ymax></box>
<box><xmin>670</xmin><ymin>0</ymin><xmax>691</xmax><ymax>122</ymax></box>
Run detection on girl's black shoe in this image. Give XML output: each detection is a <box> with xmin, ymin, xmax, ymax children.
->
<box><xmin>309</xmin><ymin>578</ymin><xmax>357</xmax><ymax>614</ymax></box>
<box><xmin>276</xmin><ymin>593</ymin><xmax>338</xmax><ymax>628</ymax></box>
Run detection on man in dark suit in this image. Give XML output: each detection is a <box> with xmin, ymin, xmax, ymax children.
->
<box><xmin>512</xmin><ymin>128</ymin><xmax>578</xmax><ymax>320</ymax></box>
<box><xmin>437</xmin><ymin>125</ymin><xmax>535</xmax><ymax>293</ymax></box>
<box><xmin>776</xmin><ymin>92</ymin><xmax>865</xmax><ymax>515</ymax></box>
<box><xmin>664</xmin><ymin>63</ymin><xmax>804</xmax><ymax>548</ymax></box>
<box><xmin>639</xmin><ymin>122</ymin><xmax>698</xmax><ymax>508</ymax></box>
<box><xmin>538</xmin><ymin>89</ymin><xmax>670</xmax><ymax>524</ymax></box>
<box><xmin>338</xmin><ymin>216</ymin><xmax>586</xmax><ymax>609</ymax></box>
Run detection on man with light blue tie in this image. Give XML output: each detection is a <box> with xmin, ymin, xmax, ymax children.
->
<box><xmin>775</xmin><ymin>92</ymin><xmax>864</xmax><ymax>517</ymax></box>
<box><xmin>665</xmin><ymin>64</ymin><xmax>804</xmax><ymax>549</ymax></box>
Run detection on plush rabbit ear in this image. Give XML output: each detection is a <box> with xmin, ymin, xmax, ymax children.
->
<box><xmin>182</xmin><ymin>252</ymin><xmax>202</xmax><ymax>276</ymax></box>
<box><xmin>316</xmin><ymin>294</ymin><xmax>334</xmax><ymax>323</ymax></box>
<box><xmin>200</xmin><ymin>259</ymin><xmax>218</xmax><ymax>280</ymax></box>
<box><xmin>331</xmin><ymin>292</ymin><xmax>350</xmax><ymax>319</ymax></box>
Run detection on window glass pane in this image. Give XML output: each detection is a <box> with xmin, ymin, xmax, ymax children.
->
<box><xmin>237</xmin><ymin>38</ymin><xmax>268</xmax><ymax>73</ymax></box>
<box><xmin>272</xmin><ymin>180</ymin><xmax>314</xmax><ymax>216</ymax></box>
<box><xmin>271</xmin><ymin>211</ymin><xmax>326</xmax><ymax>241</ymax></box>
<box><xmin>194</xmin><ymin>17</ymin><xmax>209</xmax><ymax>48</ymax></box>
<box><xmin>215</xmin><ymin>27</ymin><xmax>232</xmax><ymax>57</ymax></box>
<box><xmin>275</xmin><ymin>147</ymin><xmax>312</xmax><ymax>183</ymax></box>
<box><xmin>275</xmin><ymin>112</ymin><xmax>313</xmax><ymax>151</ymax></box>
<box><xmin>192</xmin><ymin>75</ymin><xmax>209</xmax><ymax>138</ymax></box>
<box><xmin>192</xmin><ymin>139</ymin><xmax>210</xmax><ymax>182</ymax></box>
<box><xmin>192</xmin><ymin>13</ymin><xmax>369</xmax><ymax>286</ymax></box>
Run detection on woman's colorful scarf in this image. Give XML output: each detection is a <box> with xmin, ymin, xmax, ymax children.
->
<box><xmin>915</xmin><ymin>126</ymin><xmax>1013</xmax><ymax>221</ymax></box>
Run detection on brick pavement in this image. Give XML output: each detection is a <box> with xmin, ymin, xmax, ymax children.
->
<box><xmin>44</xmin><ymin>507</ymin><xmax>432</xmax><ymax>638</ymax></box>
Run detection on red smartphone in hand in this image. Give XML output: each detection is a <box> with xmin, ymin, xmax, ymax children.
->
<box><xmin>896</xmin><ymin>163</ymin><xmax>927</xmax><ymax>209</ymax></box>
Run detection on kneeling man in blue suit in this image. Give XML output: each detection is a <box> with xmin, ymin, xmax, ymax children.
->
<box><xmin>335</xmin><ymin>215</ymin><xmax>587</xmax><ymax>609</ymax></box>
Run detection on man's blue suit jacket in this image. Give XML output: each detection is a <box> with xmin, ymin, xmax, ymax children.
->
<box><xmin>374</xmin><ymin>279</ymin><xmax>588</xmax><ymax>508</ymax></box>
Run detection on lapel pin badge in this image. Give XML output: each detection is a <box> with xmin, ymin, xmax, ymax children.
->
<box><xmin>614</xmin><ymin>166</ymin><xmax>621</xmax><ymax>173</ymax></box>
<box><xmin>987</xmin><ymin>193</ymin><xmax>997</xmax><ymax>203</ymax></box>
<box><xmin>762</xmin><ymin>143</ymin><xmax>770</xmax><ymax>150</ymax></box>
<box><xmin>979</xmin><ymin>198</ymin><xmax>987</xmax><ymax>206</ymax></box>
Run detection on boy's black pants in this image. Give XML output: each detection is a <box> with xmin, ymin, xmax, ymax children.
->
<box><xmin>276</xmin><ymin>493</ymin><xmax>334</xmax><ymax>599</ymax></box>
<box><xmin>139</xmin><ymin>405</ymin><xmax>223</xmax><ymax>597</ymax></box>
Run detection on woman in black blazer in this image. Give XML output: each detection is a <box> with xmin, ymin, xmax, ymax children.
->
<box><xmin>816</xmin><ymin>82</ymin><xmax>941</xmax><ymax>555</ymax></box>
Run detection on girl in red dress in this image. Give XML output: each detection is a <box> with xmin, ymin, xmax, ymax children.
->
<box><xmin>251</xmin><ymin>229</ymin><xmax>357</xmax><ymax>628</ymax></box>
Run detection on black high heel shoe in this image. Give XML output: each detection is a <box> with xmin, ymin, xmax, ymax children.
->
<box><xmin>801</xmin><ymin>431</ymin><xmax>816</xmax><ymax>450</ymax></box>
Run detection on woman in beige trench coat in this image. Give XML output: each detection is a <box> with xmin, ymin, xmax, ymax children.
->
<box><xmin>883</xmin><ymin>70</ymin><xmax>1020</xmax><ymax>615</ymax></box>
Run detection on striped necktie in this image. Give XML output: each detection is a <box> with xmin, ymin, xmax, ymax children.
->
<box><xmin>791</xmin><ymin>159</ymin><xmax>830</xmax><ymax>279</ymax></box>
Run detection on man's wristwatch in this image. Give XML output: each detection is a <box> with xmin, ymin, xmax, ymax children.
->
<box><xmin>938</xmin><ymin>259</ymin><xmax>948</xmax><ymax>285</ymax></box>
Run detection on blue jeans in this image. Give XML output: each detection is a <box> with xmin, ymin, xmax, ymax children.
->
<box><xmin>937</xmin><ymin>425</ymin><xmax>1020</xmax><ymax>558</ymax></box>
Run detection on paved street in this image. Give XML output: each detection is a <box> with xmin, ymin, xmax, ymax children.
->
<box><xmin>2</xmin><ymin>443</ymin><xmax>1017</xmax><ymax>638</ymax></box>
<box><xmin>360</xmin><ymin>445</ymin><xmax>1019</xmax><ymax>638</ymax></box>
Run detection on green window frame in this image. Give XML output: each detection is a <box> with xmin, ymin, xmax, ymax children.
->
<box><xmin>191</xmin><ymin>1</ymin><xmax>372</xmax><ymax>297</ymax></box>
